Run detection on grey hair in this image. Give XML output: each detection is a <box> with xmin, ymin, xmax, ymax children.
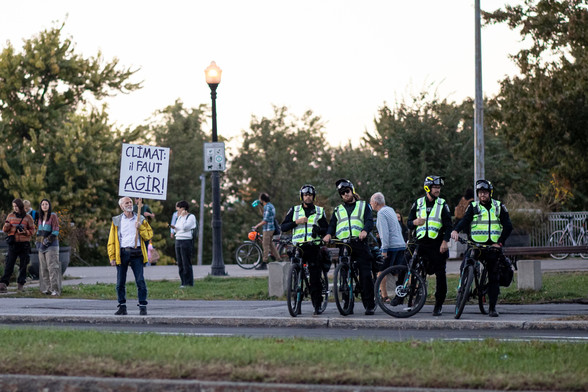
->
<box><xmin>118</xmin><ymin>197</ymin><xmax>130</xmax><ymax>208</ymax></box>
<box><xmin>371</xmin><ymin>192</ymin><xmax>386</xmax><ymax>206</ymax></box>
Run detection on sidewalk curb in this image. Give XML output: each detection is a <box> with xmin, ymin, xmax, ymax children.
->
<box><xmin>1</xmin><ymin>314</ymin><xmax>587</xmax><ymax>330</ymax></box>
<box><xmin>0</xmin><ymin>373</ymin><xmax>465</xmax><ymax>392</ymax></box>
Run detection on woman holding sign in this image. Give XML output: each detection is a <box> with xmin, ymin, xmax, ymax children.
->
<box><xmin>170</xmin><ymin>200</ymin><xmax>196</xmax><ymax>288</ymax></box>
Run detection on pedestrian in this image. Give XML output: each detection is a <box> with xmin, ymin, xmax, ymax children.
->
<box><xmin>370</xmin><ymin>192</ymin><xmax>407</xmax><ymax>302</ymax></box>
<box><xmin>454</xmin><ymin>188</ymin><xmax>474</xmax><ymax>225</ymax></box>
<box><xmin>281</xmin><ymin>184</ymin><xmax>329</xmax><ymax>315</ymax></box>
<box><xmin>451</xmin><ymin>179</ymin><xmax>513</xmax><ymax>317</ymax></box>
<box><xmin>169</xmin><ymin>210</ymin><xmax>178</xmax><ymax>239</ymax></box>
<box><xmin>396</xmin><ymin>212</ymin><xmax>409</xmax><ymax>242</ymax></box>
<box><xmin>169</xmin><ymin>200</ymin><xmax>196</xmax><ymax>288</ymax></box>
<box><xmin>36</xmin><ymin>198</ymin><xmax>62</xmax><ymax>296</ymax></box>
<box><xmin>23</xmin><ymin>199</ymin><xmax>38</xmax><ymax>222</ymax></box>
<box><xmin>107</xmin><ymin>196</ymin><xmax>153</xmax><ymax>315</ymax></box>
<box><xmin>406</xmin><ymin>176</ymin><xmax>453</xmax><ymax>316</ymax></box>
<box><xmin>0</xmin><ymin>199</ymin><xmax>35</xmax><ymax>292</ymax></box>
<box><xmin>252</xmin><ymin>192</ymin><xmax>281</xmax><ymax>270</ymax></box>
<box><xmin>323</xmin><ymin>179</ymin><xmax>376</xmax><ymax>315</ymax></box>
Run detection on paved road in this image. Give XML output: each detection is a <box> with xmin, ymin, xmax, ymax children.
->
<box><xmin>0</xmin><ymin>259</ymin><xmax>586</xmax><ymax>332</ymax></box>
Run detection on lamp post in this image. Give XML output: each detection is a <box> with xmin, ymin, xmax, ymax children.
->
<box><xmin>474</xmin><ymin>0</ymin><xmax>485</xmax><ymax>197</ymax></box>
<box><xmin>204</xmin><ymin>61</ymin><xmax>226</xmax><ymax>276</ymax></box>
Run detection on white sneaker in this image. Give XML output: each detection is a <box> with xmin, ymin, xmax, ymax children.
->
<box><xmin>51</xmin><ymin>291</ymin><xmax>59</xmax><ymax>296</ymax></box>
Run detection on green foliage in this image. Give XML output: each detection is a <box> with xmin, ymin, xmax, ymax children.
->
<box><xmin>225</xmin><ymin>106</ymin><xmax>331</xmax><ymax>253</ymax></box>
<box><xmin>141</xmin><ymin>100</ymin><xmax>210</xmax><ymax>261</ymax></box>
<box><xmin>0</xmin><ymin>23</ymin><xmax>141</xmax><ymax>264</ymax></box>
<box><xmin>484</xmin><ymin>0</ymin><xmax>588</xmax><ymax>210</ymax></box>
<box><xmin>360</xmin><ymin>93</ymin><xmax>529</xmax><ymax>215</ymax></box>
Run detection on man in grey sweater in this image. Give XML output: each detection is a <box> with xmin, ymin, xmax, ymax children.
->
<box><xmin>370</xmin><ymin>192</ymin><xmax>406</xmax><ymax>268</ymax></box>
<box><xmin>370</xmin><ymin>192</ymin><xmax>407</xmax><ymax>304</ymax></box>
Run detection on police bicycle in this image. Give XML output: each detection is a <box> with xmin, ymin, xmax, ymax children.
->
<box><xmin>374</xmin><ymin>242</ymin><xmax>427</xmax><ymax>318</ymax></box>
<box><xmin>286</xmin><ymin>240</ymin><xmax>329</xmax><ymax>317</ymax></box>
<box><xmin>454</xmin><ymin>238</ymin><xmax>516</xmax><ymax>319</ymax></box>
<box><xmin>331</xmin><ymin>238</ymin><xmax>367</xmax><ymax>316</ymax></box>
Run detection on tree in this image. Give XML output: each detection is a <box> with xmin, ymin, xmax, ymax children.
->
<box><xmin>143</xmin><ymin>100</ymin><xmax>210</xmax><ymax>262</ymax></box>
<box><xmin>362</xmin><ymin>93</ymin><xmax>532</xmax><ymax>215</ymax></box>
<box><xmin>225</xmin><ymin>106</ymin><xmax>330</xmax><ymax>254</ymax></box>
<box><xmin>484</xmin><ymin>0</ymin><xmax>588</xmax><ymax>209</ymax></box>
<box><xmin>0</xmin><ymin>23</ymin><xmax>141</xmax><ymax>262</ymax></box>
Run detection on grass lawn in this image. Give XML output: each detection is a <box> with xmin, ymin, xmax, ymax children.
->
<box><xmin>0</xmin><ymin>328</ymin><xmax>585</xmax><ymax>391</ymax></box>
<box><xmin>8</xmin><ymin>271</ymin><xmax>588</xmax><ymax>304</ymax></box>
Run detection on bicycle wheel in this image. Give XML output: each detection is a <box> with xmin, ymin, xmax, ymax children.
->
<box><xmin>455</xmin><ymin>264</ymin><xmax>474</xmax><ymax>319</ymax></box>
<box><xmin>375</xmin><ymin>265</ymin><xmax>426</xmax><ymax>318</ymax></box>
<box><xmin>319</xmin><ymin>268</ymin><xmax>329</xmax><ymax>313</ymax></box>
<box><xmin>234</xmin><ymin>242</ymin><xmax>262</xmax><ymax>269</ymax></box>
<box><xmin>286</xmin><ymin>263</ymin><xmax>303</xmax><ymax>317</ymax></box>
<box><xmin>579</xmin><ymin>231</ymin><xmax>588</xmax><ymax>260</ymax></box>
<box><xmin>548</xmin><ymin>230</ymin><xmax>571</xmax><ymax>260</ymax></box>
<box><xmin>277</xmin><ymin>242</ymin><xmax>292</xmax><ymax>261</ymax></box>
<box><xmin>477</xmin><ymin>266</ymin><xmax>489</xmax><ymax>315</ymax></box>
<box><xmin>333</xmin><ymin>263</ymin><xmax>354</xmax><ymax>316</ymax></box>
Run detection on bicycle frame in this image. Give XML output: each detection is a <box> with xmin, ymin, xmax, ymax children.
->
<box><xmin>549</xmin><ymin>216</ymin><xmax>588</xmax><ymax>260</ymax></box>
<box><xmin>331</xmin><ymin>238</ymin><xmax>362</xmax><ymax>316</ymax></box>
<box><xmin>286</xmin><ymin>242</ymin><xmax>329</xmax><ymax>317</ymax></box>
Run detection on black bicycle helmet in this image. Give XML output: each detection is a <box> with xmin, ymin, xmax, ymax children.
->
<box><xmin>299</xmin><ymin>184</ymin><xmax>316</xmax><ymax>201</ymax></box>
<box><xmin>423</xmin><ymin>175</ymin><xmax>444</xmax><ymax>193</ymax></box>
<box><xmin>476</xmin><ymin>179</ymin><xmax>493</xmax><ymax>197</ymax></box>
<box><xmin>335</xmin><ymin>178</ymin><xmax>355</xmax><ymax>194</ymax></box>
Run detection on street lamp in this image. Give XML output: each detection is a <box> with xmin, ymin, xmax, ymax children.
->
<box><xmin>205</xmin><ymin>61</ymin><xmax>226</xmax><ymax>276</ymax></box>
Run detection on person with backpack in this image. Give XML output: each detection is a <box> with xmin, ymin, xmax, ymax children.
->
<box><xmin>170</xmin><ymin>200</ymin><xmax>196</xmax><ymax>287</ymax></box>
<box><xmin>252</xmin><ymin>192</ymin><xmax>281</xmax><ymax>270</ymax></box>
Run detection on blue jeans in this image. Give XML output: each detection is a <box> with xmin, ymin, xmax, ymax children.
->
<box><xmin>175</xmin><ymin>240</ymin><xmax>194</xmax><ymax>286</ymax></box>
<box><xmin>117</xmin><ymin>248</ymin><xmax>148</xmax><ymax>306</ymax></box>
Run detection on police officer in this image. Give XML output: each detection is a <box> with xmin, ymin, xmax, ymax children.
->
<box><xmin>281</xmin><ymin>184</ymin><xmax>329</xmax><ymax>315</ymax></box>
<box><xmin>407</xmin><ymin>175</ymin><xmax>452</xmax><ymax>316</ymax></box>
<box><xmin>323</xmin><ymin>179</ymin><xmax>376</xmax><ymax>315</ymax></box>
<box><xmin>451</xmin><ymin>179</ymin><xmax>513</xmax><ymax>317</ymax></box>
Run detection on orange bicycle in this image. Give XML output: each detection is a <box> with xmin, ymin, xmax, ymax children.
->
<box><xmin>234</xmin><ymin>231</ymin><xmax>291</xmax><ymax>269</ymax></box>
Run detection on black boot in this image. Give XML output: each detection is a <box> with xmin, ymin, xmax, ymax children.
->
<box><xmin>114</xmin><ymin>304</ymin><xmax>127</xmax><ymax>315</ymax></box>
<box><xmin>139</xmin><ymin>305</ymin><xmax>147</xmax><ymax>316</ymax></box>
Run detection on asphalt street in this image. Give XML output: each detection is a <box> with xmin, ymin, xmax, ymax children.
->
<box><xmin>0</xmin><ymin>259</ymin><xmax>586</xmax><ymax>331</ymax></box>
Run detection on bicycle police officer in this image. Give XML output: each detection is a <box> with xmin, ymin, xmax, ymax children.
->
<box><xmin>323</xmin><ymin>179</ymin><xmax>376</xmax><ymax>315</ymax></box>
<box><xmin>407</xmin><ymin>175</ymin><xmax>452</xmax><ymax>316</ymax></box>
<box><xmin>281</xmin><ymin>184</ymin><xmax>329</xmax><ymax>315</ymax></box>
<box><xmin>451</xmin><ymin>179</ymin><xmax>513</xmax><ymax>317</ymax></box>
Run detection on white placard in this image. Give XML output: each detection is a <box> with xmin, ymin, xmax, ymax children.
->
<box><xmin>118</xmin><ymin>143</ymin><xmax>170</xmax><ymax>200</ymax></box>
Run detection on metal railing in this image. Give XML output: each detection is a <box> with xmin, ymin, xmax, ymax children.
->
<box><xmin>530</xmin><ymin>211</ymin><xmax>588</xmax><ymax>246</ymax></box>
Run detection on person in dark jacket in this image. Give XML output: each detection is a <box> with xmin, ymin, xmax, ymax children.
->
<box><xmin>407</xmin><ymin>176</ymin><xmax>453</xmax><ymax>316</ymax></box>
<box><xmin>281</xmin><ymin>184</ymin><xmax>329</xmax><ymax>315</ymax></box>
<box><xmin>451</xmin><ymin>179</ymin><xmax>513</xmax><ymax>317</ymax></box>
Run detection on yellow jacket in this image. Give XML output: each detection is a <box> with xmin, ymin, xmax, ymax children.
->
<box><xmin>107</xmin><ymin>213</ymin><xmax>153</xmax><ymax>265</ymax></box>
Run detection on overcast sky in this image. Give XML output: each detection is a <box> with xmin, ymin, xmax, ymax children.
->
<box><xmin>1</xmin><ymin>1</ymin><xmax>524</xmax><ymax>146</ymax></box>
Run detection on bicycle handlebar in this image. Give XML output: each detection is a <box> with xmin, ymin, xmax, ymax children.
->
<box><xmin>457</xmin><ymin>237</ymin><xmax>503</xmax><ymax>251</ymax></box>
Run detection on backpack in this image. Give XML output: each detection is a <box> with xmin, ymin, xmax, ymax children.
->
<box><xmin>498</xmin><ymin>255</ymin><xmax>514</xmax><ymax>287</ymax></box>
<box><xmin>273</xmin><ymin>218</ymin><xmax>281</xmax><ymax>236</ymax></box>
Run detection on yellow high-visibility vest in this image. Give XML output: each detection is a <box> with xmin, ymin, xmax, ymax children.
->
<box><xmin>415</xmin><ymin>196</ymin><xmax>446</xmax><ymax>240</ymax></box>
<box><xmin>334</xmin><ymin>201</ymin><xmax>365</xmax><ymax>239</ymax></box>
<box><xmin>292</xmin><ymin>205</ymin><xmax>324</xmax><ymax>244</ymax></box>
<box><xmin>470</xmin><ymin>200</ymin><xmax>503</xmax><ymax>243</ymax></box>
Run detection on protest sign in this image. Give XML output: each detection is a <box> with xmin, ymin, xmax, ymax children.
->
<box><xmin>118</xmin><ymin>143</ymin><xmax>170</xmax><ymax>200</ymax></box>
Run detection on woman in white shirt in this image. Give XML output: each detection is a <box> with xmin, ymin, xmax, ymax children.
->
<box><xmin>170</xmin><ymin>200</ymin><xmax>196</xmax><ymax>287</ymax></box>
